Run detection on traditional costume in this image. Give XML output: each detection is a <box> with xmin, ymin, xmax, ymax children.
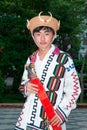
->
<box><xmin>14</xmin><ymin>12</ymin><xmax>81</xmax><ymax>130</ymax></box>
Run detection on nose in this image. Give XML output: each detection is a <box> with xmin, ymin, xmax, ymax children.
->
<box><xmin>41</xmin><ymin>34</ymin><xmax>45</xmax><ymax>41</ymax></box>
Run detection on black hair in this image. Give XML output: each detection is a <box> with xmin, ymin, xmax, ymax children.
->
<box><xmin>33</xmin><ymin>26</ymin><xmax>55</xmax><ymax>35</ymax></box>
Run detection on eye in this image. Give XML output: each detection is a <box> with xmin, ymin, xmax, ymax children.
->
<box><xmin>45</xmin><ymin>33</ymin><xmax>49</xmax><ymax>35</ymax></box>
<box><xmin>36</xmin><ymin>33</ymin><xmax>40</xmax><ymax>36</ymax></box>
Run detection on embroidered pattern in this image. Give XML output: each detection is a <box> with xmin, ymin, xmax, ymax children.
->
<box><xmin>40</xmin><ymin>53</ymin><xmax>54</xmax><ymax>129</ymax></box>
<box><xmin>46</xmin><ymin>91</ymin><xmax>57</xmax><ymax>105</ymax></box>
<box><xmin>47</xmin><ymin>53</ymin><xmax>67</xmax><ymax>103</ymax></box>
<box><xmin>26</xmin><ymin>123</ymin><xmax>43</xmax><ymax>130</ymax></box>
<box><xmin>66</xmin><ymin>72</ymin><xmax>79</xmax><ymax>110</ymax></box>
<box><xmin>14</xmin><ymin>126</ymin><xmax>24</xmax><ymax>130</ymax></box>
<box><xmin>56</xmin><ymin>53</ymin><xmax>68</xmax><ymax>64</ymax></box>
<box><xmin>30</xmin><ymin>50</ymin><xmax>39</xmax><ymax>63</ymax></box>
<box><xmin>55</xmin><ymin>107</ymin><xmax>67</xmax><ymax>123</ymax></box>
<box><xmin>41</xmin><ymin>54</ymin><xmax>54</xmax><ymax>83</ymax></box>
<box><xmin>54</xmin><ymin>64</ymin><xmax>65</xmax><ymax>78</ymax></box>
<box><xmin>30</xmin><ymin>95</ymin><xmax>38</xmax><ymax>124</ymax></box>
<box><xmin>17</xmin><ymin>103</ymin><xmax>25</xmax><ymax>127</ymax></box>
<box><xmin>40</xmin><ymin>53</ymin><xmax>68</xmax><ymax>128</ymax></box>
<box><xmin>66</xmin><ymin>63</ymin><xmax>75</xmax><ymax>72</ymax></box>
<box><xmin>46</xmin><ymin>53</ymin><xmax>68</xmax><ymax>123</ymax></box>
<box><xmin>26</xmin><ymin>52</ymin><xmax>55</xmax><ymax>129</ymax></box>
<box><xmin>47</xmin><ymin>77</ymin><xmax>61</xmax><ymax>91</ymax></box>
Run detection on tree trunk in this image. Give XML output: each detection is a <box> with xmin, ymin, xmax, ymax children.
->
<box><xmin>80</xmin><ymin>56</ymin><xmax>86</xmax><ymax>102</ymax></box>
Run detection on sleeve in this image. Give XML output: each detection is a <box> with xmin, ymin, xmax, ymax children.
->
<box><xmin>19</xmin><ymin>57</ymin><xmax>31</xmax><ymax>97</ymax></box>
<box><xmin>55</xmin><ymin>56</ymin><xmax>81</xmax><ymax>123</ymax></box>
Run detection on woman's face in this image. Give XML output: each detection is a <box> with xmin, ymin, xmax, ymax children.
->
<box><xmin>33</xmin><ymin>29</ymin><xmax>55</xmax><ymax>51</ymax></box>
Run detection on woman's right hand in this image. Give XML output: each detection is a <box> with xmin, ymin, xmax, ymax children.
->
<box><xmin>26</xmin><ymin>82</ymin><xmax>39</xmax><ymax>94</ymax></box>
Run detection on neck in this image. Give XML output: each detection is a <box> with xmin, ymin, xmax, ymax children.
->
<box><xmin>39</xmin><ymin>45</ymin><xmax>51</xmax><ymax>54</ymax></box>
<box><xmin>38</xmin><ymin>46</ymin><xmax>51</xmax><ymax>60</ymax></box>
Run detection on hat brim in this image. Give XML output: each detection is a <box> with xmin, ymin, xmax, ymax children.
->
<box><xmin>27</xmin><ymin>16</ymin><xmax>60</xmax><ymax>33</ymax></box>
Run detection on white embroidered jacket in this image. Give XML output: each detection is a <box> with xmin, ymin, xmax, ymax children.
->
<box><xmin>19</xmin><ymin>44</ymin><xmax>81</xmax><ymax>129</ymax></box>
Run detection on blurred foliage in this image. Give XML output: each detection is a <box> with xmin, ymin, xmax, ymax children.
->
<box><xmin>0</xmin><ymin>0</ymin><xmax>87</xmax><ymax>102</ymax></box>
<box><xmin>50</xmin><ymin>0</ymin><xmax>87</xmax><ymax>57</ymax></box>
<box><xmin>0</xmin><ymin>71</ymin><xmax>4</xmax><ymax>102</ymax></box>
<box><xmin>0</xmin><ymin>71</ymin><xmax>4</xmax><ymax>92</ymax></box>
<box><xmin>74</xmin><ymin>59</ymin><xmax>87</xmax><ymax>74</ymax></box>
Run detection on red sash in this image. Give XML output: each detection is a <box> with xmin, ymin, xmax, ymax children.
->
<box><xmin>30</xmin><ymin>78</ymin><xmax>62</xmax><ymax>130</ymax></box>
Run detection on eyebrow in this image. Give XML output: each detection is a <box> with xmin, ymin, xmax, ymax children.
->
<box><xmin>35</xmin><ymin>30</ymin><xmax>51</xmax><ymax>33</ymax></box>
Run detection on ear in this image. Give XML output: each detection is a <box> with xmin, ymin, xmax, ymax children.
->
<box><xmin>54</xmin><ymin>33</ymin><xmax>57</xmax><ymax>39</ymax></box>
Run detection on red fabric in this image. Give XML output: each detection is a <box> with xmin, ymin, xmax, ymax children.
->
<box><xmin>30</xmin><ymin>78</ymin><xmax>62</xmax><ymax>130</ymax></box>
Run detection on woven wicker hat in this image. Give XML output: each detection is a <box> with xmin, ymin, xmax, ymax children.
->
<box><xmin>27</xmin><ymin>12</ymin><xmax>60</xmax><ymax>33</ymax></box>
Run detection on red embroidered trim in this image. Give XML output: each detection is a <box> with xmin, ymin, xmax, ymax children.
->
<box><xmin>30</xmin><ymin>50</ymin><xmax>39</xmax><ymax>63</ymax></box>
<box><xmin>52</xmin><ymin>46</ymin><xmax>60</xmax><ymax>55</ymax></box>
<box><xmin>55</xmin><ymin>108</ymin><xmax>65</xmax><ymax>122</ymax></box>
<box><xmin>17</xmin><ymin>112</ymin><xmax>24</xmax><ymax>126</ymax></box>
<box><xmin>66</xmin><ymin>72</ymin><xmax>79</xmax><ymax>110</ymax></box>
<box><xmin>17</xmin><ymin>104</ymin><xmax>25</xmax><ymax>126</ymax></box>
<box><xmin>30</xmin><ymin>46</ymin><xmax>60</xmax><ymax>63</ymax></box>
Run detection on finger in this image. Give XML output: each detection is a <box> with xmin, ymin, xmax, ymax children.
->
<box><xmin>52</xmin><ymin>119</ymin><xmax>60</xmax><ymax>126</ymax></box>
<box><xmin>27</xmin><ymin>82</ymin><xmax>38</xmax><ymax>89</ymax></box>
<box><xmin>26</xmin><ymin>83</ymin><xmax>38</xmax><ymax>93</ymax></box>
<box><xmin>31</xmin><ymin>86</ymin><xmax>39</xmax><ymax>93</ymax></box>
<box><xmin>28</xmin><ymin>85</ymin><xmax>38</xmax><ymax>92</ymax></box>
<box><xmin>27</xmin><ymin>87</ymin><xmax>38</xmax><ymax>94</ymax></box>
<box><xmin>50</xmin><ymin>116</ymin><xmax>55</xmax><ymax>123</ymax></box>
<box><xmin>30</xmin><ymin>83</ymin><xmax>38</xmax><ymax>88</ymax></box>
<box><xmin>51</xmin><ymin>120</ymin><xmax>60</xmax><ymax>126</ymax></box>
<box><xmin>50</xmin><ymin>116</ymin><xmax>60</xmax><ymax>126</ymax></box>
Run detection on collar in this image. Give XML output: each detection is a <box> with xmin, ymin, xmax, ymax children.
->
<box><xmin>30</xmin><ymin>44</ymin><xmax>60</xmax><ymax>63</ymax></box>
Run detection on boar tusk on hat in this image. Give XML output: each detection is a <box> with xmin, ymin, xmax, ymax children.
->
<box><xmin>58</xmin><ymin>20</ymin><xmax>60</xmax><ymax>29</ymax></box>
<box><xmin>39</xmin><ymin>11</ymin><xmax>52</xmax><ymax>23</ymax></box>
<box><xmin>27</xmin><ymin>19</ymin><xmax>30</xmax><ymax>29</ymax></box>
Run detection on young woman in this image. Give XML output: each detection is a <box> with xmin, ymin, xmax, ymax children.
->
<box><xmin>15</xmin><ymin>12</ymin><xmax>81</xmax><ymax>130</ymax></box>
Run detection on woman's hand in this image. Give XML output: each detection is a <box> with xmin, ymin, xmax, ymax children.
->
<box><xmin>50</xmin><ymin>112</ymin><xmax>61</xmax><ymax>126</ymax></box>
<box><xmin>26</xmin><ymin>82</ymin><xmax>38</xmax><ymax>94</ymax></box>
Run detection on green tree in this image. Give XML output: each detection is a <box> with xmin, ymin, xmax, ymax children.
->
<box><xmin>0</xmin><ymin>0</ymin><xmax>87</xmax><ymax>95</ymax></box>
<box><xmin>0</xmin><ymin>0</ymin><xmax>37</xmax><ymax>91</ymax></box>
<box><xmin>49</xmin><ymin>0</ymin><xmax>86</xmax><ymax>57</ymax></box>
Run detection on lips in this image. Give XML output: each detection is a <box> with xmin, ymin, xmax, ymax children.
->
<box><xmin>40</xmin><ymin>42</ymin><xmax>46</xmax><ymax>45</ymax></box>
